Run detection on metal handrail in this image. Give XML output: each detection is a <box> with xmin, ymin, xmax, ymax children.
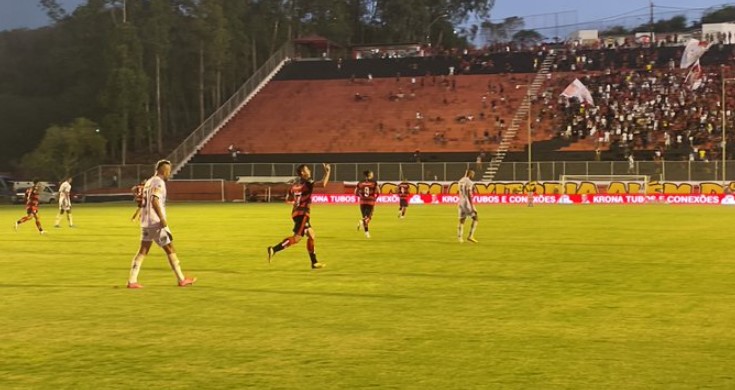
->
<box><xmin>167</xmin><ymin>43</ymin><xmax>294</xmax><ymax>174</ymax></box>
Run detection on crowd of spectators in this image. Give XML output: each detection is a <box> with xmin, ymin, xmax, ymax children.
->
<box><xmin>550</xmin><ymin>63</ymin><xmax>735</xmax><ymax>161</ymax></box>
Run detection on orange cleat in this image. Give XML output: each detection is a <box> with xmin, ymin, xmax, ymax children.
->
<box><xmin>178</xmin><ymin>277</ymin><xmax>197</xmax><ymax>287</ymax></box>
<box><xmin>127</xmin><ymin>282</ymin><xmax>144</xmax><ymax>289</ymax></box>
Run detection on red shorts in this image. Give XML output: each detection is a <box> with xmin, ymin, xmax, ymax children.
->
<box><xmin>26</xmin><ymin>207</ymin><xmax>38</xmax><ymax>215</ymax></box>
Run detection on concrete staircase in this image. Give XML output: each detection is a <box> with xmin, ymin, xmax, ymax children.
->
<box><xmin>482</xmin><ymin>51</ymin><xmax>556</xmax><ymax>181</ymax></box>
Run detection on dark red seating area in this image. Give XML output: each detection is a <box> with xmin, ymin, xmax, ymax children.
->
<box><xmin>200</xmin><ymin>74</ymin><xmax>538</xmax><ymax>155</ymax></box>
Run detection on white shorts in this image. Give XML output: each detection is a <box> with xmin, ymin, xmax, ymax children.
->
<box><xmin>458</xmin><ymin>203</ymin><xmax>477</xmax><ymax>220</ymax></box>
<box><xmin>59</xmin><ymin>198</ymin><xmax>71</xmax><ymax>211</ymax></box>
<box><xmin>140</xmin><ymin>227</ymin><xmax>173</xmax><ymax>247</ymax></box>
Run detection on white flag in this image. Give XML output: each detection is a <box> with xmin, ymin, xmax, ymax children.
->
<box><xmin>561</xmin><ymin>79</ymin><xmax>594</xmax><ymax>105</ymax></box>
<box><xmin>680</xmin><ymin>39</ymin><xmax>710</xmax><ymax>69</ymax></box>
<box><xmin>684</xmin><ymin>61</ymin><xmax>704</xmax><ymax>90</ymax></box>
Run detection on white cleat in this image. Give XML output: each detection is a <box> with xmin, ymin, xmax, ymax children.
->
<box><xmin>365</xmin><ymin>231</ymin><xmax>371</xmax><ymax>239</ymax></box>
<box><xmin>40</xmin><ymin>230</ymin><xmax>46</xmax><ymax>235</ymax></box>
<box><xmin>14</xmin><ymin>222</ymin><xmax>19</xmax><ymax>231</ymax></box>
<box><xmin>458</xmin><ymin>237</ymin><xmax>464</xmax><ymax>243</ymax></box>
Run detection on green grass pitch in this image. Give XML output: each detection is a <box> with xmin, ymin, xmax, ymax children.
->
<box><xmin>1</xmin><ymin>202</ymin><xmax>734</xmax><ymax>389</ymax></box>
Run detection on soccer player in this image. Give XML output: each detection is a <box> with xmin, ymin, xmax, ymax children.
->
<box><xmin>396</xmin><ymin>179</ymin><xmax>410</xmax><ymax>218</ymax></box>
<box><xmin>54</xmin><ymin>177</ymin><xmax>74</xmax><ymax>228</ymax></box>
<box><xmin>457</xmin><ymin>169</ymin><xmax>478</xmax><ymax>243</ymax></box>
<box><xmin>14</xmin><ymin>179</ymin><xmax>45</xmax><ymax>235</ymax></box>
<box><xmin>267</xmin><ymin>163</ymin><xmax>331</xmax><ymax>269</ymax></box>
<box><xmin>127</xmin><ymin>160</ymin><xmax>197</xmax><ymax>289</ymax></box>
<box><xmin>130</xmin><ymin>180</ymin><xmax>145</xmax><ymax>221</ymax></box>
<box><xmin>355</xmin><ymin>170</ymin><xmax>379</xmax><ymax>238</ymax></box>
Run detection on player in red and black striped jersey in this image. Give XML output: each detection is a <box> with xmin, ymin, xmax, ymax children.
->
<box><xmin>267</xmin><ymin>163</ymin><xmax>331</xmax><ymax>269</ymax></box>
<box><xmin>396</xmin><ymin>180</ymin><xmax>410</xmax><ymax>218</ymax></box>
<box><xmin>130</xmin><ymin>181</ymin><xmax>145</xmax><ymax>221</ymax></box>
<box><xmin>355</xmin><ymin>170</ymin><xmax>379</xmax><ymax>238</ymax></box>
<box><xmin>14</xmin><ymin>179</ymin><xmax>45</xmax><ymax>234</ymax></box>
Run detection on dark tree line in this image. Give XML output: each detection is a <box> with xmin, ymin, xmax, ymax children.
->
<box><xmin>0</xmin><ymin>0</ymin><xmax>495</xmax><ymax>173</ymax></box>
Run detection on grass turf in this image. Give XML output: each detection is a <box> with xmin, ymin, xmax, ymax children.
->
<box><xmin>1</xmin><ymin>202</ymin><xmax>734</xmax><ymax>389</ymax></box>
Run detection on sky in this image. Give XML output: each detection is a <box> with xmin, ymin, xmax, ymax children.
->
<box><xmin>0</xmin><ymin>0</ymin><xmax>85</xmax><ymax>31</ymax></box>
<box><xmin>0</xmin><ymin>0</ymin><xmax>730</xmax><ymax>32</ymax></box>
<box><xmin>490</xmin><ymin>0</ymin><xmax>727</xmax><ymax>23</ymax></box>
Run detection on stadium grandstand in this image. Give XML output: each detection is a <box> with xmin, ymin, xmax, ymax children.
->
<box><xmin>164</xmin><ymin>40</ymin><xmax>733</xmax><ymax>187</ymax></box>
<box><xmin>65</xmin><ymin>36</ymin><xmax>735</xmax><ymax>200</ymax></box>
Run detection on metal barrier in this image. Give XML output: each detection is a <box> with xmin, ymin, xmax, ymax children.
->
<box><xmin>73</xmin><ymin>164</ymin><xmax>150</xmax><ymax>191</ymax></box>
<box><xmin>73</xmin><ymin>161</ymin><xmax>735</xmax><ymax>191</ymax></box>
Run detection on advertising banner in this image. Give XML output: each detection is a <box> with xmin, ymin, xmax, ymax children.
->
<box><xmin>343</xmin><ymin>181</ymin><xmax>735</xmax><ymax>196</ymax></box>
<box><xmin>312</xmin><ymin>194</ymin><xmax>735</xmax><ymax>205</ymax></box>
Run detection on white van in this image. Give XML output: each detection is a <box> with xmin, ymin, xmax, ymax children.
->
<box><xmin>13</xmin><ymin>184</ymin><xmax>58</xmax><ymax>204</ymax></box>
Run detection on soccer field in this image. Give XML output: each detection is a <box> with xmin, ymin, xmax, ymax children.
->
<box><xmin>1</xmin><ymin>202</ymin><xmax>734</xmax><ymax>389</ymax></box>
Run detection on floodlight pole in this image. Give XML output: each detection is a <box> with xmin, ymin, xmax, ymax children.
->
<box><xmin>516</xmin><ymin>84</ymin><xmax>533</xmax><ymax>207</ymax></box>
<box><xmin>722</xmin><ymin>76</ymin><xmax>735</xmax><ymax>185</ymax></box>
<box><xmin>426</xmin><ymin>14</ymin><xmax>448</xmax><ymax>46</ymax></box>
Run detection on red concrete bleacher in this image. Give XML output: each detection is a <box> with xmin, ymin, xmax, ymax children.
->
<box><xmin>199</xmin><ymin>74</ymin><xmax>537</xmax><ymax>155</ymax></box>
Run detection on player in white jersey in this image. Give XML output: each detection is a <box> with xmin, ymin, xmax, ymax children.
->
<box><xmin>457</xmin><ymin>169</ymin><xmax>478</xmax><ymax>243</ymax></box>
<box><xmin>54</xmin><ymin>177</ymin><xmax>74</xmax><ymax>228</ymax></box>
<box><xmin>127</xmin><ymin>160</ymin><xmax>196</xmax><ymax>289</ymax></box>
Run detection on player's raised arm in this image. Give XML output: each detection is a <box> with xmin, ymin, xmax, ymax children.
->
<box><xmin>316</xmin><ymin>163</ymin><xmax>331</xmax><ymax>188</ymax></box>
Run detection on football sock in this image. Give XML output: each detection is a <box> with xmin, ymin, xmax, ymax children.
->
<box><xmin>363</xmin><ymin>217</ymin><xmax>370</xmax><ymax>232</ymax></box>
<box><xmin>167</xmin><ymin>253</ymin><xmax>185</xmax><ymax>281</ymax></box>
<box><xmin>468</xmin><ymin>220</ymin><xmax>478</xmax><ymax>238</ymax></box>
<box><xmin>273</xmin><ymin>237</ymin><xmax>295</xmax><ymax>253</ymax></box>
<box><xmin>67</xmin><ymin>214</ymin><xmax>73</xmax><ymax>226</ymax></box>
<box><xmin>55</xmin><ymin>213</ymin><xmax>61</xmax><ymax>226</ymax></box>
<box><xmin>128</xmin><ymin>253</ymin><xmax>145</xmax><ymax>284</ymax></box>
<box><xmin>457</xmin><ymin>223</ymin><xmax>464</xmax><ymax>239</ymax></box>
<box><xmin>35</xmin><ymin>219</ymin><xmax>43</xmax><ymax>232</ymax></box>
<box><xmin>17</xmin><ymin>216</ymin><xmax>31</xmax><ymax>224</ymax></box>
<box><xmin>307</xmin><ymin>237</ymin><xmax>318</xmax><ymax>264</ymax></box>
